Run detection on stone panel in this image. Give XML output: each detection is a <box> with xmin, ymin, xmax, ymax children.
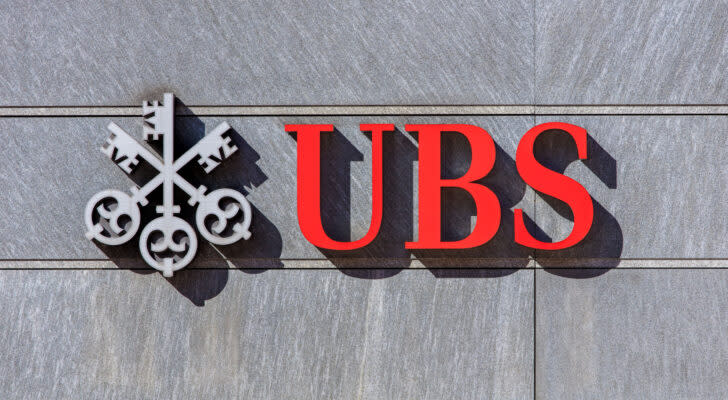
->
<box><xmin>536</xmin><ymin>0</ymin><xmax>728</xmax><ymax>104</ymax></box>
<box><xmin>0</xmin><ymin>268</ymin><xmax>533</xmax><ymax>399</ymax></box>
<box><xmin>536</xmin><ymin>268</ymin><xmax>728</xmax><ymax>399</ymax></box>
<box><xmin>0</xmin><ymin>0</ymin><xmax>533</xmax><ymax>105</ymax></box>
<box><xmin>0</xmin><ymin>116</ymin><xmax>535</xmax><ymax>268</ymax></box>
<box><xmin>531</xmin><ymin>115</ymin><xmax>728</xmax><ymax>265</ymax></box>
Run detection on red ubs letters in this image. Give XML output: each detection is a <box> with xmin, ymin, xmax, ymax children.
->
<box><xmin>285</xmin><ymin>122</ymin><xmax>593</xmax><ymax>251</ymax></box>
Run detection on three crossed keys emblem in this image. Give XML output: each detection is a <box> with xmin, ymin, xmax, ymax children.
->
<box><xmin>84</xmin><ymin>93</ymin><xmax>252</xmax><ymax>277</ymax></box>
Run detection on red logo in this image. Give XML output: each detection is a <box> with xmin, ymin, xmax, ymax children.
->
<box><xmin>286</xmin><ymin>122</ymin><xmax>593</xmax><ymax>251</ymax></box>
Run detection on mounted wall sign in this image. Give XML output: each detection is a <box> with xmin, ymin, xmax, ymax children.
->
<box><xmin>287</xmin><ymin>122</ymin><xmax>594</xmax><ymax>251</ymax></box>
<box><xmin>84</xmin><ymin>93</ymin><xmax>252</xmax><ymax>277</ymax></box>
<box><xmin>84</xmin><ymin>93</ymin><xmax>596</xmax><ymax>277</ymax></box>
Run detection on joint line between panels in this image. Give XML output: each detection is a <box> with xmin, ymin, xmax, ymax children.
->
<box><xmin>1</xmin><ymin>105</ymin><xmax>728</xmax><ymax>117</ymax></box>
<box><xmin>5</xmin><ymin>267</ymin><xmax>728</xmax><ymax>271</ymax></box>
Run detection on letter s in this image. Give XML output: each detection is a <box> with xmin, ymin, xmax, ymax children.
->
<box><xmin>514</xmin><ymin>122</ymin><xmax>593</xmax><ymax>250</ymax></box>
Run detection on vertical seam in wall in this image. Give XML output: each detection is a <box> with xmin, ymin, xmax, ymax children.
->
<box><xmin>533</xmin><ymin>265</ymin><xmax>537</xmax><ymax>400</ymax></box>
<box><xmin>531</xmin><ymin>0</ymin><xmax>537</xmax><ymax>398</ymax></box>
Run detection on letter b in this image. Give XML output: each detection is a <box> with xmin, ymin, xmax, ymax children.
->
<box><xmin>405</xmin><ymin>124</ymin><xmax>501</xmax><ymax>249</ymax></box>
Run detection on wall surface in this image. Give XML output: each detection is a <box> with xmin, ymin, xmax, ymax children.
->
<box><xmin>2</xmin><ymin>1</ymin><xmax>728</xmax><ymax>398</ymax></box>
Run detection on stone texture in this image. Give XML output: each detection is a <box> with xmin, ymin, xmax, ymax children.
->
<box><xmin>0</xmin><ymin>0</ymin><xmax>533</xmax><ymax>106</ymax></box>
<box><xmin>0</xmin><ymin>116</ymin><xmax>535</xmax><ymax>267</ymax></box>
<box><xmin>536</xmin><ymin>0</ymin><xmax>728</xmax><ymax>104</ymax></box>
<box><xmin>0</xmin><ymin>268</ymin><xmax>533</xmax><ymax>399</ymax></box>
<box><xmin>536</xmin><ymin>268</ymin><xmax>728</xmax><ymax>399</ymax></box>
<box><xmin>531</xmin><ymin>115</ymin><xmax>728</xmax><ymax>263</ymax></box>
<box><xmin>5</xmin><ymin>2</ymin><xmax>728</xmax><ymax>399</ymax></box>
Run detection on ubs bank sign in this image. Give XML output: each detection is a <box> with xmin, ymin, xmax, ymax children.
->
<box><xmin>85</xmin><ymin>93</ymin><xmax>594</xmax><ymax>276</ymax></box>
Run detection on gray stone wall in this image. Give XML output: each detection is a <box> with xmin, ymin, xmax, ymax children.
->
<box><xmin>1</xmin><ymin>1</ymin><xmax>727</xmax><ymax>398</ymax></box>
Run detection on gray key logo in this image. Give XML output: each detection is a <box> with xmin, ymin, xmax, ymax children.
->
<box><xmin>85</xmin><ymin>93</ymin><xmax>252</xmax><ymax>277</ymax></box>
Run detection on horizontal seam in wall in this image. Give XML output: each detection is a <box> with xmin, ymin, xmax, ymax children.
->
<box><xmin>1</xmin><ymin>267</ymin><xmax>728</xmax><ymax>271</ymax></box>
<box><xmin>0</xmin><ymin>258</ymin><xmax>727</xmax><ymax>261</ymax></box>
<box><xmin>1</xmin><ymin>105</ymin><xmax>728</xmax><ymax>116</ymax></box>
